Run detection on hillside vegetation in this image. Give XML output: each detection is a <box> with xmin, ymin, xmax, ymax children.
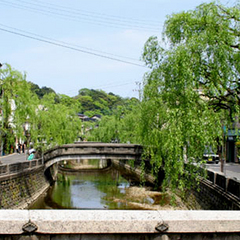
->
<box><xmin>30</xmin><ymin>83</ymin><xmax>133</xmax><ymax>117</ymax></box>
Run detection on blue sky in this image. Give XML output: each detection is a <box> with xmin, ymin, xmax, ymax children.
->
<box><xmin>0</xmin><ymin>0</ymin><xmax>236</xmax><ymax>98</ymax></box>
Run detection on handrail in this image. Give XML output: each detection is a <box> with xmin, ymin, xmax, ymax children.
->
<box><xmin>0</xmin><ymin>158</ymin><xmax>44</xmax><ymax>177</ymax></box>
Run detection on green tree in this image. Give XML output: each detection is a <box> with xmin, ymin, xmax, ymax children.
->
<box><xmin>29</xmin><ymin>82</ymin><xmax>57</xmax><ymax>100</ymax></box>
<box><xmin>76</xmin><ymin>95</ymin><xmax>95</xmax><ymax>112</ymax></box>
<box><xmin>0</xmin><ymin>64</ymin><xmax>38</xmax><ymax>154</ymax></box>
<box><xmin>0</xmin><ymin>64</ymin><xmax>83</xmax><ymax>154</ymax></box>
<box><xmin>140</xmin><ymin>1</ymin><xmax>239</xmax><ymax>191</ymax></box>
<box><xmin>58</xmin><ymin>94</ymin><xmax>82</xmax><ymax>113</ymax></box>
<box><xmin>76</xmin><ymin>88</ymin><xmax>126</xmax><ymax>115</ymax></box>
<box><xmin>32</xmin><ymin>93</ymin><xmax>81</xmax><ymax>151</ymax></box>
<box><xmin>88</xmin><ymin>99</ymin><xmax>140</xmax><ymax>143</ymax></box>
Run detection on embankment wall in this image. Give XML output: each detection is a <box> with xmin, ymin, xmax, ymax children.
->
<box><xmin>112</xmin><ymin>160</ymin><xmax>240</xmax><ymax>210</ymax></box>
<box><xmin>184</xmin><ymin>171</ymin><xmax>240</xmax><ymax>210</ymax></box>
<box><xmin>0</xmin><ymin>160</ymin><xmax>49</xmax><ymax>209</ymax></box>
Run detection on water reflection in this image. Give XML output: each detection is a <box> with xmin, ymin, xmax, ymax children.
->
<box><xmin>30</xmin><ymin>166</ymin><xmax>134</xmax><ymax>209</ymax></box>
<box><xmin>30</xmin><ymin>159</ymin><xmax>187</xmax><ymax>210</ymax></box>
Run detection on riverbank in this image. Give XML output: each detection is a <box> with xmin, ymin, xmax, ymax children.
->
<box><xmin>110</xmin><ymin>186</ymin><xmax>187</xmax><ymax>210</ymax></box>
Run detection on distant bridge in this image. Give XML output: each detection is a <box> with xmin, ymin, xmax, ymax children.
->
<box><xmin>43</xmin><ymin>142</ymin><xmax>143</xmax><ymax>170</ymax></box>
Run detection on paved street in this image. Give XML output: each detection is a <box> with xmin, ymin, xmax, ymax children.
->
<box><xmin>0</xmin><ymin>153</ymin><xmax>28</xmax><ymax>164</ymax></box>
<box><xmin>206</xmin><ymin>162</ymin><xmax>240</xmax><ymax>181</ymax></box>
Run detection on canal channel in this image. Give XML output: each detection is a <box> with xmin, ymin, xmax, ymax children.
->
<box><xmin>29</xmin><ymin>159</ymin><xmax>187</xmax><ymax>210</ymax></box>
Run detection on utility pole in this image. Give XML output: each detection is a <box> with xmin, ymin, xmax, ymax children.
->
<box><xmin>133</xmin><ymin>81</ymin><xmax>142</xmax><ymax>101</ymax></box>
<box><xmin>221</xmin><ymin>126</ymin><xmax>226</xmax><ymax>174</ymax></box>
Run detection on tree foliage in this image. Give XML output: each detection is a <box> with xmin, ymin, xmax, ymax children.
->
<box><xmin>88</xmin><ymin>98</ymin><xmax>140</xmax><ymax>143</ymax></box>
<box><xmin>0</xmin><ymin>64</ymin><xmax>37</xmax><ymax>153</ymax></box>
<box><xmin>140</xmin><ymin>2</ymin><xmax>239</xmax><ymax>191</ymax></box>
<box><xmin>75</xmin><ymin>88</ymin><xmax>126</xmax><ymax>115</ymax></box>
<box><xmin>29</xmin><ymin>82</ymin><xmax>57</xmax><ymax>100</ymax></box>
<box><xmin>31</xmin><ymin>93</ymin><xmax>81</xmax><ymax>151</ymax></box>
<box><xmin>0</xmin><ymin>64</ymin><xmax>82</xmax><ymax>154</ymax></box>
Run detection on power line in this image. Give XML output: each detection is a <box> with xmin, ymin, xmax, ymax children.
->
<box><xmin>18</xmin><ymin>0</ymin><xmax>161</xmax><ymax>26</ymax></box>
<box><xmin>0</xmin><ymin>24</ymin><xmax>147</xmax><ymax>68</ymax></box>
<box><xmin>32</xmin><ymin>0</ymin><xmax>161</xmax><ymax>25</ymax></box>
<box><xmin>99</xmin><ymin>82</ymin><xmax>134</xmax><ymax>90</ymax></box>
<box><xmin>64</xmin><ymin>81</ymin><xmax>136</xmax><ymax>96</ymax></box>
<box><xmin>0</xmin><ymin>24</ymin><xmax>141</xmax><ymax>62</ymax></box>
<box><xmin>93</xmin><ymin>80</ymin><xmax>135</xmax><ymax>89</ymax></box>
<box><xmin>0</xmin><ymin>0</ymin><xmax>161</xmax><ymax>32</ymax></box>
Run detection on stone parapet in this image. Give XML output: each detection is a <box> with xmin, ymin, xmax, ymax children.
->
<box><xmin>43</xmin><ymin>143</ymin><xmax>143</xmax><ymax>169</ymax></box>
<box><xmin>0</xmin><ymin>210</ymin><xmax>240</xmax><ymax>239</ymax></box>
<box><xmin>0</xmin><ymin>158</ymin><xmax>43</xmax><ymax>177</ymax></box>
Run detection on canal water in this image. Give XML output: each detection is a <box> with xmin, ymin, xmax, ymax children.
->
<box><xmin>30</xmin><ymin>160</ymin><xmax>187</xmax><ymax>210</ymax></box>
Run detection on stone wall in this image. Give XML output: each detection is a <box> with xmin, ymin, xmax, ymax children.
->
<box><xmin>0</xmin><ymin>165</ymin><xmax>49</xmax><ymax>209</ymax></box>
<box><xmin>113</xmin><ymin>160</ymin><xmax>240</xmax><ymax>210</ymax></box>
<box><xmin>183</xmin><ymin>170</ymin><xmax>240</xmax><ymax>210</ymax></box>
<box><xmin>111</xmin><ymin>159</ymin><xmax>156</xmax><ymax>185</ymax></box>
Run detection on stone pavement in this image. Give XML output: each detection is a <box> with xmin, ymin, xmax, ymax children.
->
<box><xmin>0</xmin><ymin>153</ymin><xmax>28</xmax><ymax>165</ymax></box>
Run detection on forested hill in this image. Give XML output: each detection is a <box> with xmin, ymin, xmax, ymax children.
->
<box><xmin>74</xmin><ymin>88</ymin><xmax>129</xmax><ymax>116</ymax></box>
<box><xmin>29</xmin><ymin>82</ymin><xmax>56</xmax><ymax>98</ymax></box>
<box><xmin>29</xmin><ymin>83</ymin><xmax>136</xmax><ymax>116</ymax></box>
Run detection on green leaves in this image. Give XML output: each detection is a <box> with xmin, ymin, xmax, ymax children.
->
<box><xmin>0</xmin><ymin>64</ymin><xmax>82</xmax><ymax>154</ymax></box>
<box><xmin>0</xmin><ymin>64</ymin><xmax>35</xmax><ymax>151</ymax></box>
<box><xmin>32</xmin><ymin>93</ymin><xmax>81</xmax><ymax>150</ymax></box>
<box><xmin>140</xmin><ymin>1</ymin><xmax>239</xmax><ymax>191</ymax></box>
<box><xmin>89</xmin><ymin>100</ymin><xmax>140</xmax><ymax>144</ymax></box>
<box><xmin>76</xmin><ymin>88</ymin><xmax>126</xmax><ymax>115</ymax></box>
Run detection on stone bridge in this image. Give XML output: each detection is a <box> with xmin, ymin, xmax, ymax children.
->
<box><xmin>0</xmin><ymin>142</ymin><xmax>240</xmax><ymax>238</ymax></box>
<box><xmin>43</xmin><ymin>142</ymin><xmax>143</xmax><ymax>170</ymax></box>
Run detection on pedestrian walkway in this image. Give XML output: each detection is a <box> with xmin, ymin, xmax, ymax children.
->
<box><xmin>0</xmin><ymin>153</ymin><xmax>28</xmax><ymax>165</ymax></box>
<box><xmin>206</xmin><ymin>163</ymin><xmax>240</xmax><ymax>181</ymax></box>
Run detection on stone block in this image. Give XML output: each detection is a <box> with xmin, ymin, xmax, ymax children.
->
<box><xmin>0</xmin><ymin>210</ymin><xmax>28</xmax><ymax>234</ymax></box>
<box><xmin>158</xmin><ymin>211</ymin><xmax>240</xmax><ymax>233</ymax></box>
<box><xmin>206</xmin><ymin>170</ymin><xmax>215</xmax><ymax>184</ymax></box>
<box><xmin>215</xmin><ymin>173</ymin><xmax>226</xmax><ymax>190</ymax></box>
<box><xmin>30</xmin><ymin>210</ymin><xmax>161</xmax><ymax>234</ymax></box>
<box><xmin>227</xmin><ymin>178</ymin><xmax>240</xmax><ymax>198</ymax></box>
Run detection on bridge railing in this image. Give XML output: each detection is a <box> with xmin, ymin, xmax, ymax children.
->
<box><xmin>0</xmin><ymin>158</ymin><xmax>44</xmax><ymax>177</ymax></box>
<box><xmin>43</xmin><ymin>143</ymin><xmax>143</xmax><ymax>164</ymax></box>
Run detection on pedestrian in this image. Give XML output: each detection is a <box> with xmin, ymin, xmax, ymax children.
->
<box><xmin>10</xmin><ymin>145</ymin><xmax>13</xmax><ymax>154</ymax></box>
<box><xmin>18</xmin><ymin>144</ymin><xmax>22</xmax><ymax>154</ymax></box>
<box><xmin>27</xmin><ymin>152</ymin><xmax>34</xmax><ymax>161</ymax></box>
<box><xmin>22</xmin><ymin>144</ymin><xmax>25</xmax><ymax>153</ymax></box>
<box><xmin>16</xmin><ymin>143</ymin><xmax>19</xmax><ymax>154</ymax></box>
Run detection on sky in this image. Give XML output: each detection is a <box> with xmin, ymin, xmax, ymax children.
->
<box><xmin>0</xmin><ymin>0</ymin><xmax>236</xmax><ymax>99</ymax></box>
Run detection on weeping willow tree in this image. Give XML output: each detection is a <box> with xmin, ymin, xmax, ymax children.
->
<box><xmin>0</xmin><ymin>63</ymin><xmax>37</xmax><ymax>154</ymax></box>
<box><xmin>0</xmin><ymin>64</ymin><xmax>82</xmax><ymax>154</ymax></box>
<box><xmin>140</xmin><ymin>2</ymin><xmax>239</xmax><ymax>191</ymax></box>
<box><xmin>30</xmin><ymin>93</ymin><xmax>82</xmax><ymax>152</ymax></box>
<box><xmin>88</xmin><ymin>100</ymin><xmax>141</xmax><ymax>144</ymax></box>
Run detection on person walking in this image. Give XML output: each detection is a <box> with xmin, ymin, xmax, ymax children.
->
<box><xmin>16</xmin><ymin>143</ymin><xmax>19</xmax><ymax>154</ymax></box>
<box><xmin>18</xmin><ymin>144</ymin><xmax>22</xmax><ymax>154</ymax></box>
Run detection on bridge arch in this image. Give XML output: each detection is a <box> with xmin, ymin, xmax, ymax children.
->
<box><xmin>43</xmin><ymin>142</ymin><xmax>143</xmax><ymax>170</ymax></box>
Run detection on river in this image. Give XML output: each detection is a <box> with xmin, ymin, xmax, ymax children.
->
<box><xmin>29</xmin><ymin>160</ymin><xmax>187</xmax><ymax>210</ymax></box>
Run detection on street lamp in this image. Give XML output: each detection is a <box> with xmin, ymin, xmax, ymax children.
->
<box><xmin>23</xmin><ymin>121</ymin><xmax>30</xmax><ymax>156</ymax></box>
